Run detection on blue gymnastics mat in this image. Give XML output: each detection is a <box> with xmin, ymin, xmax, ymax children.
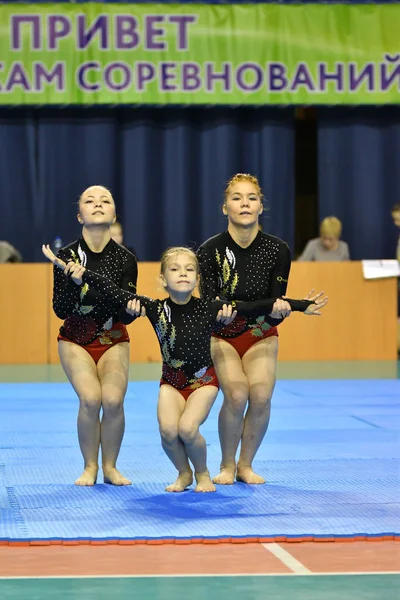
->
<box><xmin>0</xmin><ymin>379</ymin><xmax>398</xmax><ymax>543</ymax></box>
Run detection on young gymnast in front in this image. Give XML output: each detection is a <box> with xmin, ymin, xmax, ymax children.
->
<box><xmin>43</xmin><ymin>244</ymin><xmax>327</xmax><ymax>492</ymax></box>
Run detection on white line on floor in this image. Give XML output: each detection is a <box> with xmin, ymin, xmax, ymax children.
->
<box><xmin>0</xmin><ymin>572</ymin><xmax>398</xmax><ymax>580</ymax></box>
<box><xmin>262</xmin><ymin>542</ymin><xmax>311</xmax><ymax>574</ymax></box>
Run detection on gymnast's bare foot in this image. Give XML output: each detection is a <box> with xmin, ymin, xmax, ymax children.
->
<box><xmin>195</xmin><ymin>470</ymin><xmax>216</xmax><ymax>492</ymax></box>
<box><xmin>75</xmin><ymin>465</ymin><xmax>98</xmax><ymax>486</ymax></box>
<box><xmin>103</xmin><ymin>467</ymin><xmax>132</xmax><ymax>486</ymax></box>
<box><xmin>212</xmin><ymin>465</ymin><xmax>236</xmax><ymax>485</ymax></box>
<box><xmin>236</xmin><ymin>465</ymin><xmax>265</xmax><ymax>484</ymax></box>
<box><xmin>165</xmin><ymin>471</ymin><xmax>193</xmax><ymax>492</ymax></box>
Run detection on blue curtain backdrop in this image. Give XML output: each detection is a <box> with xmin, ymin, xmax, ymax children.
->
<box><xmin>317</xmin><ymin>107</ymin><xmax>400</xmax><ymax>260</ymax></box>
<box><xmin>0</xmin><ymin>107</ymin><xmax>295</xmax><ymax>261</ymax></box>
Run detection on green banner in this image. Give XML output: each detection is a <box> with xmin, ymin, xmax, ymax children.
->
<box><xmin>1</xmin><ymin>3</ymin><xmax>399</xmax><ymax>105</ymax></box>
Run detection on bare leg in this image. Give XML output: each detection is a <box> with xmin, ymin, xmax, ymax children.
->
<box><xmin>97</xmin><ymin>342</ymin><xmax>131</xmax><ymax>485</ymax></box>
<box><xmin>58</xmin><ymin>341</ymin><xmax>101</xmax><ymax>486</ymax></box>
<box><xmin>210</xmin><ymin>338</ymin><xmax>249</xmax><ymax>484</ymax></box>
<box><xmin>157</xmin><ymin>385</ymin><xmax>193</xmax><ymax>492</ymax></box>
<box><xmin>237</xmin><ymin>336</ymin><xmax>278</xmax><ymax>484</ymax></box>
<box><xmin>178</xmin><ymin>386</ymin><xmax>219</xmax><ymax>492</ymax></box>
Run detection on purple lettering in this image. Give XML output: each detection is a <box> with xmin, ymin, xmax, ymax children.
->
<box><xmin>77</xmin><ymin>15</ymin><xmax>108</xmax><ymax>50</ymax></box>
<box><xmin>182</xmin><ymin>62</ymin><xmax>201</xmax><ymax>91</ymax></box>
<box><xmin>34</xmin><ymin>62</ymin><xmax>64</xmax><ymax>91</ymax></box>
<box><xmin>5</xmin><ymin>62</ymin><xmax>31</xmax><ymax>92</ymax></box>
<box><xmin>268</xmin><ymin>63</ymin><xmax>288</xmax><ymax>91</ymax></box>
<box><xmin>48</xmin><ymin>15</ymin><xmax>71</xmax><ymax>51</ymax></box>
<box><xmin>115</xmin><ymin>15</ymin><xmax>139</xmax><ymax>50</ymax></box>
<box><xmin>381</xmin><ymin>59</ymin><xmax>400</xmax><ymax>91</ymax></box>
<box><xmin>384</xmin><ymin>54</ymin><xmax>400</xmax><ymax>63</ymax></box>
<box><xmin>205</xmin><ymin>63</ymin><xmax>231</xmax><ymax>93</ymax></box>
<box><xmin>236</xmin><ymin>63</ymin><xmax>263</xmax><ymax>92</ymax></box>
<box><xmin>290</xmin><ymin>63</ymin><xmax>316</xmax><ymax>92</ymax></box>
<box><xmin>104</xmin><ymin>62</ymin><xmax>131</xmax><ymax>91</ymax></box>
<box><xmin>348</xmin><ymin>63</ymin><xmax>375</xmax><ymax>92</ymax></box>
<box><xmin>76</xmin><ymin>61</ymin><xmax>101</xmax><ymax>91</ymax></box>
<box><xmin>136</xmin><ymin>62</ymin><xmax>156</xmax><ymax>92</ymax></box>
<box><xmin>160</xmin><ymin>62</ymin><xmax>177</xmax><ymax>91</ymax></box>
<box><xmin>145</xmin><ymin>15</ymin><xmax>166</xmax><ymax>51</ymax></box>
<box><xmin>11</xmin><ymin>15</ymin><xmax>41</xmax><ymax>50</ymax></box>
<box><xmin>168</xmin><ymin>15</ymin><xmax>197</xmax><ymax>51</ymax></box>
<box><xmin>319</xmin><ymin>62</ymin><xmax>344</xmax><ymax>92</ymax></box>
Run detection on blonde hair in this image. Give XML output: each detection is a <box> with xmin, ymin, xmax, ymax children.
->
<box><xmin>160</xmin><ymin>247</ymin><xmax>199</xmax><ymax>276</ymax></box>
<box><xmin>320</xmin><ymin>216</ymin><xmax>342</xmax><ymax>239</ymax></box>
<box><xmin>224</xmin><ymin>173</ymin><xmax>263</xmax><ymax>201</ymax></box>
<box><xmin>79</xmin><ymin>185</ymin><xmax>114</xmax><ymax>206</ymax></box>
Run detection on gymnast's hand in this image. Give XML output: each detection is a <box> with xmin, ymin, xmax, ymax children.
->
<box><xmin>42</xmin><ymin>244</ymin><xmax>85</xmax><ymax>286</ymax></box>
<box><xmin>64</xmin><ymin>262</ymin><xmax>86</xmax><ymax>286</ymax></box>
<box><xmin>126</xmin><ymin>298</ymin><xmax>146</xmax><ymax>318</ymax></box>
<box><xmin>42</xmin><ymin>244</ymin><xmax>67</xmax><ymax>270</ymax></box>
<box><xmin>297</xmin><ymin>289</ymin><xmax>328</xmax><ymax>316</ymax></box>
<box><xmin>269</xmin><ymin>298</ymin><xmax>291</xmax><ymax>319</ymax></box>
<box><xmin>216</xmin><ymin>303</ymin><xmax>238</xmax><ymax>326</ymax></box>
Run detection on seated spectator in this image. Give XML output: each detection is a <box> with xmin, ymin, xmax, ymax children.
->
<box><xmin>0</xmin><ymin>241</ymin><xmax>22</xmax><ymax>263</ymax></box>
<box><xmin>391</xmin><ymin>203</ymin><xmax>400</xmax><ymax>355</ymax></box>
<box><xmin>298</xmin><ymin>216</ymin><xmax>350</xmax><ymax>262</ymax></box>
<box><xmin>391</xmin><ymin>203</ymin><xmax>400</xmax><ymax>261</ymax></box>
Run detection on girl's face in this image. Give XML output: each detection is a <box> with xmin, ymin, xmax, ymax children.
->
<box><xmin>162</xmin><ymin>253</ymin><xmax>198</xmax><ymax>295</ymax></box>
<box><xmin>223</xmin><ymin>181</ymin><xmax>263</xmax><ymax>227</ymax></box>
<box><xmin>78</xmin><ymin>186</ymin><xmax>116</xmax><ymax>228</ymax></box>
